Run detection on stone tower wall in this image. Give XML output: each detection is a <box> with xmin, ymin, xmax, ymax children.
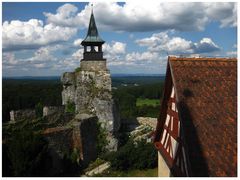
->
<box><xmin>80</xmin><ymin>60</ymin><xmax>108</xmax><ymax>72</ymax></box>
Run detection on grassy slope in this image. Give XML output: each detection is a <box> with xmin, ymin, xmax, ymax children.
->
<box><xmin>94</xmin><ymin>167</ymin><xmax>158</xmax><ymax>177</ymax></box>
<box><xmin>136</xmin><ymin>98</ymin><xmax>160</xmax><ymax>107</ymax></box>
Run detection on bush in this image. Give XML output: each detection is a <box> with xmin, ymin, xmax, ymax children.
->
<box><xmin>113</xmin><ymin>91</ymin><xmax>137</xmax><ymax>119</ymax></box>
<box><xmin>61</xmin><ymin>148</ymin><xmax>83</xmax><ymax>176</ymax></box>
<box><xmin>35</xmin><ymin>102</ymin><xmax>43</xmax><ymax>118</ymax></box>
<box><xmin>65</xmin><ymin>101</ymin><xmax>75</xmax><ymax>113</ymax></box>
<box><xmin>96</xmin><ymin>122</ymin><xmax>108</xmax><ymax>156</ymax></box>
<box><xmin>136</xmin><ymin>105</ymin><xmax>160</xmax><ymax>118</ymax></box>
<box><xmin>6</xmin><ymin>128</ymin><xmax>48</xmax><ymax>176</ymax></box>
<box><xmin>106</xmin><ymin>140</ymin><xmax>157</xmax><ymax>171</ymax></box>
<box><xmin>75</xmin><ymin>67</ymin><xmax>81</xmax><ymax>72</ymax></box>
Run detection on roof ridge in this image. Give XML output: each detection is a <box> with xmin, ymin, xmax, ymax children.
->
<box><xmin>169</xmin><ymin>56</ymin><xmax>237</xmax><ymax>62</ymax></box>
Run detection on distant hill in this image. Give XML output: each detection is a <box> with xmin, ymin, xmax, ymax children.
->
<box><xmin>111</xmin><ymin>74</ymin><xmax>165</xmax><ymax>77</ymax></box>
<box><xmin>3</xmin><ymin>75</ymin><xmax>165</xmax><ymax>87</ymax></box>
<box><xmin>3</xmin><ymin>74</ymin><xmax>164</xmax><ymax>79</ymax></box>
<box><xmin>3</xmin><ymin>76</ymin><xmax>60</xmax><ymax>80</ymax></box>
<box><xmin>111</xmin><ymin>75</ymin><xmax>165</xmax><ymax>87</ymax></box>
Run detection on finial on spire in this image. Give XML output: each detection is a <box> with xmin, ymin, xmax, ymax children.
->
<box><xmin>91</xmin><ymin>3</ymin><xmax>93</xmax><ymax>14</ymax></box>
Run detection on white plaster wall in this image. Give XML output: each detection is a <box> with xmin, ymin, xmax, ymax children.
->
<box><xmin>158</xmin><ymin>151</ymin><xmax>171</xmax><ymax>177</ymax></box>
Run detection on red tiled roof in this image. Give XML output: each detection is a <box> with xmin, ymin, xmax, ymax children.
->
<box><xmin>169</xmin><ymin>57</ymin><xmax>237</xmax><ymax>176</ymax></box>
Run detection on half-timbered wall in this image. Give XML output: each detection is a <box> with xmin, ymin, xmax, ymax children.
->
<box><xmin>155</xmin><ymin>86</ymin><xmax>188</xmax><ymax>176</ymax></box>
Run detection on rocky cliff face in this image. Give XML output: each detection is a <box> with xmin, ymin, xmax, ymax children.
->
<box><xmin>61</xmin><ymin>61</ymin><xmax>120</xmax><ymax>151</ymax></box>
<box><xmin>43</xmin><ymin>114</ymin><xmax>98</xmax><ymax>174</ymax></box>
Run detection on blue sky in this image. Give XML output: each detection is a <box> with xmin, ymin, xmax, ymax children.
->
<box><xmin>2</xmin><ymin>2</ymin><xmax>237</xmax><ymax>76</ymax></box>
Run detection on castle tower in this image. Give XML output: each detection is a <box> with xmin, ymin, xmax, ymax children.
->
<box><xmin>61</xmin><ymin>8</ymin><xmax>120</xmax><ymax>151</ymax></box>
<box><xmin>80</xmin><ymin>10</ymin><xmax>107</xmax><ymax>71</ymax></box>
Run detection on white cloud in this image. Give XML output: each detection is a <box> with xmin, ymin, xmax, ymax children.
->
<box><xmin>73</xmin><ymin>38</ymin><xmax>83</xmax><ymax>47</ymax></box>
<box><xmin>2</xmin><ymin>19</ymin><xmax>77</xmax><ymax>51</ymax></box>
<box><xmin>45</xmin><ymin>2</ymin><xmax>237</xmax><ymax>32</ymax></box>
<box><xmin>193</xmin><ymin>38</ymin><xmax>220</xmax><ymax>53</ymax></box>
<box><xmin>3</xmin><ymin>45</ymin><xmax>62</xmax><ymax>70</ymax></box>
<box><xmin>28</xmin><ymin>46</ymin><xmax>58</xmax><ymax>64</ymax></box>
<box><xmin>2</xmin><ymin>52</ymin><xmax>18</xmax><ymax>66</ymax></box>
<box><xmin>136</xmin><ymin>32</ymin><xmax>220</xmax><ymax>55</ymax></box>
<box><xmin>126</xmin><ymin>52</ymin><xmax>159</xmax><ymax>62</ymax></box>
<box><xmin>204</xmin><ymin>2</ymin><xmax>237</xmax><ymax>28</ymax></box>
<box><xmin>72</xmin><ymin>48</ymin><xmax>84</xmax><ymax>60</ymax></box>
<box><xmin>226</xmin><ymin>51</ymin><xmax>237</xmax><ymax>56</ymax></box>
<box><xmin>103</xmin><ymin>41</ymin><xmax>126</xmax><ymax>55</ymax></box>
<box><xmin>44</xmin><ymin>3</ymin><xmax>87</xmax><ymax>28</ymax></box>
<box><xmin>3</xmin><ymin>2</ymin><xmax>236</xmax><ymax>54</ymax></box>
<box><xmin>2</xmin><ymin>2</ymin><xmax>236</xmax><ymax>76</ymax></box>
<box><xmin>2</xmin><ymin>44</ymin><xmax>82</xmax><ymax>76</ymax></box>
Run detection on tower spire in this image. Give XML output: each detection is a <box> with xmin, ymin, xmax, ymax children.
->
<box><xmin>81</xmin><ymin>6</ymin><xmax>105</xmax><ymax>61</ymax></box>
<box><xmin>81</xmin><ymin>5</ymin><xmax>104</xmax><ymax>45</ymax></box>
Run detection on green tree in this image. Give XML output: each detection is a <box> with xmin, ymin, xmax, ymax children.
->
<box><xmin>35</xmin><ymin>102</ymin><xmax>43</xmax><ymax>118</ymax></box>
<box><xmin>96</xmin><ymin>122</ymin><xmax>108</xmax><ymax>156</ymax></box>
<box><xmin>65</xmin><ymin>101</ymin><xmax>75</xmax><ymax>113</ymax></box>
<box><xmin>106</xmin><ymin>140</ymin><xmax>157</xmax><ymax>171</ymax></box>
<box><xmin>7</xmin><ymin>128</ymin><xmax>48</xmax><ymax>176</ymax></box>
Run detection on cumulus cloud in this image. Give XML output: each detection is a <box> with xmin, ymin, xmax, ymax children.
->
<box><xmin>44</xmin><ymin>3</ymin><xmax>87</xmax><ymax>28</ymax></box>
<box><xmin>3</xmin><ymin>2</ymin><xmax>236</xmax><ymax>52</ymax></box>
<box><xmin>72</xmin><ymin>49</ymin><xmax>84</xmax><ymax>60</ymax></box>
<box><xmin>103</xmin><ymin>41</ymin><xmax>167</xmax><ymax>72</ymax></box>
<box><xmin>2</xmin><ymin>19</ymin><xmax>77</xmax><ymax>51</ymax></box>
<box><xmin>136</xmin><ymin>32</ymin><xmax>220</xmax><ymax>55</ymax></box>
<box><xmin>193</xmin><ymin>38</ymin><xmax>220</xmax><ymax>53</ymax></box>
<box><xmin>126</xmin><ymin>52</ymin><xmax>159</xmax><ymax>63</ymax></box>
<box><xmin>3</xmin><ymin>45</ymin><xmax>62</xmax><ymax>70</ymax></box>
<box><xmin>103</xmin><ymin>41</ymin><xmax>126</xmax><ymax>55</ymax></box>
<box><xmin>45</xmin><ymin>2</ymin><xmax>237</xmax><ymax>32</ymax></box>
<box><xmin>205</xmin><ymin>2</ymin><xmax>237</xmax><ymax>28</ymax></box>
<box><xmin>73</xmin><ymin>38</ymin><xmax>83</xmax><ymax>47</ymax></box>
<box><xmin>2</xmin><ymin>2</ymin><xmax>236</xmax><ymax>75</ymax></box>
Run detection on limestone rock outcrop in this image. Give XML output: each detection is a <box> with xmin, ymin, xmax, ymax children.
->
<box><xmin>43</xmin><ymin>114</ymin><xmax>98</xmax><ymax>173</ymax></box>
<box><xmin>61</xmin><ymin>66</ymin><xmax>120</xmax><ymax>151</ymax></box>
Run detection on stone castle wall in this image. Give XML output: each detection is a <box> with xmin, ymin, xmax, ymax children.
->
<box><xmin>43</xmin><ymin>115</ymin><xmax>98</xmax><ymax>170</ymax></box>
<box><xmin>10</xmin><ymin>109</ymin><xmax>36</xmax><ymax>122</ymax></box>
<box><xmin>43</xmin><ymin>106</ymin><xmax>65</xmax><ymax>117</ymax></box>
